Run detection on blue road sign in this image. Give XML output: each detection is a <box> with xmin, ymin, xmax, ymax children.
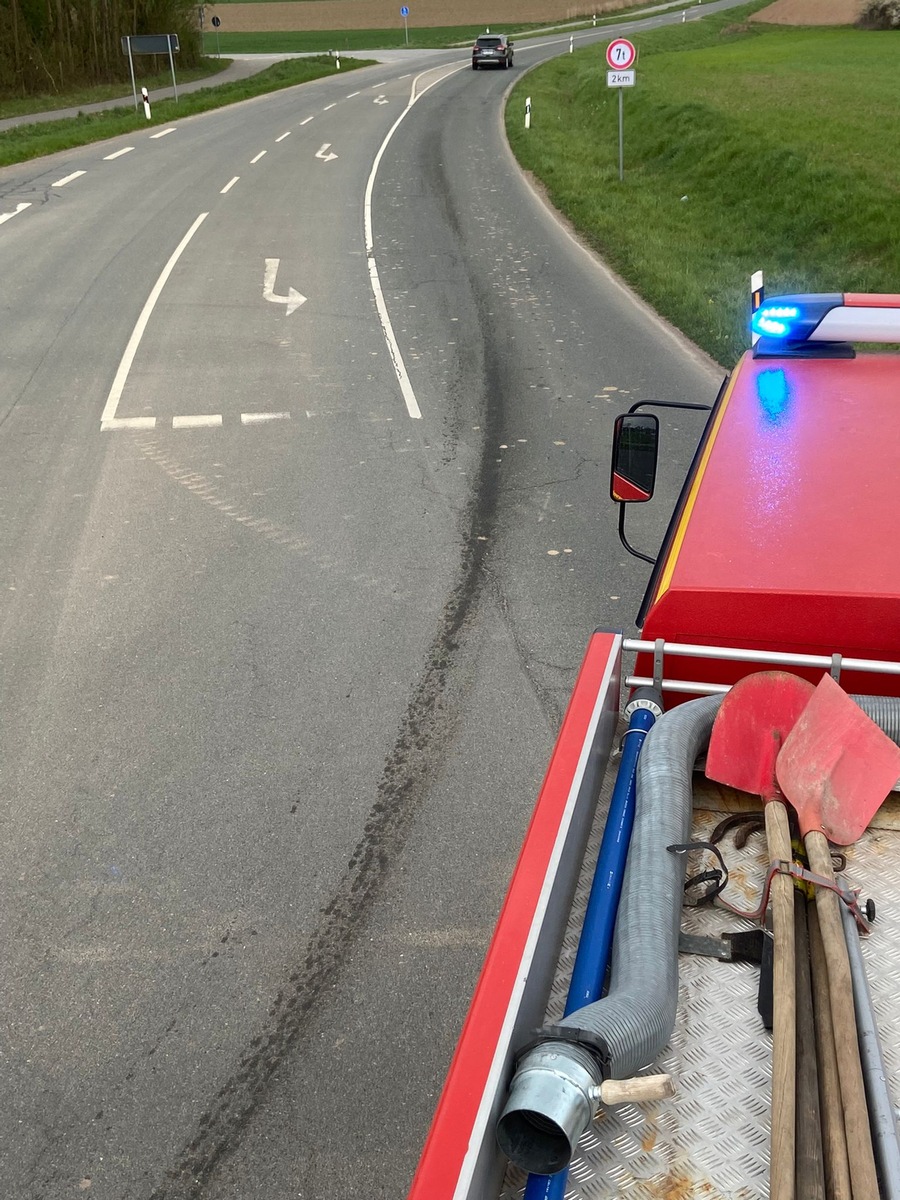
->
<box><xmin>401</xmin><ymin>6</ymin><xmax>409</xmax><ymax>15</ymax></box>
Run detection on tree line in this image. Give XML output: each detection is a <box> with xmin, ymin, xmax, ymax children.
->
<box><xmin>1</xmin><ymin>0</ymin><xmax>203</xmax><ymax>97</ymax></box>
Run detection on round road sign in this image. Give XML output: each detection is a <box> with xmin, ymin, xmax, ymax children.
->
<box><xmin>400</xmin><ymin>5</ymin><xmax>409</xmax><ymax>14</ymax></box>
<box><xmin>606</xmin><ymin>38</ymin><xmax>636</xmax><ymax>70</ymax></box>
<box><xmin>211</xmin><ymin>14</ymin><xmax>220</xmax><ymax>26</ymax></box>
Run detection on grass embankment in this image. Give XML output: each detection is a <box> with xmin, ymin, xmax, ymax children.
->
<box><xmin>0</xmin><ymin>56</ymin><xmax>372</xmax><ymax>167</ymax></box>
<box><xmin>0</xmin><ymin>59</ymin><xmax>228</xmax><ymax>119</ymax></box>
<box><xmin>506</xmin><ymin>1</ymin><xmax>900</xmax><ymax>365</ymax></box>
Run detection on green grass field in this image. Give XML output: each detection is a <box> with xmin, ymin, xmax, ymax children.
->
<box><xmin>506</xmin><ymin>1</ymin><xmax>899</xmax><ymax>364</ymax></box>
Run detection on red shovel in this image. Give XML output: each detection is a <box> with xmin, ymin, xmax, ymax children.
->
<box><xmin>705</xmin><ymin>670</ymin><xmax>816</xmax><ymax>1200</ymax></box>
<box><xmin>776</xmin><ymin>674</ymin><xmax>900</xmax><ymax>1200</ymax></box>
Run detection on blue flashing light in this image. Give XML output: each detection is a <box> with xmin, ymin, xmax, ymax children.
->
<box><xmin>753</xmin><ymin>305</ymin><xmax>800</xmax><ymax>338</ymax></box>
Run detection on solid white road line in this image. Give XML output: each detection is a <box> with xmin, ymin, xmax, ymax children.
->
<box><xmin>221</xmin><ymin>176</ymin><xmax>240</xmax><ymax>194</ymax></box>
<box><xmin>150</xmin><ymin>127</ymin><xmax>176</xmax><ymax>139</ymax></box>
<box><xmin>241</xmin><ymin>412</ymin><xmax>291</xmax><ymax>424</ymax></box>
<box><xmin>173</xmin><ymin>414</ymin><xmax>223</xmax><ymax>429</ymax></box>
<box><xmin>0</xmin><ymin>202</ymin><xmax>31</xmax><ymax>226</ymax></box>
<box><xmin>52</xmin><ymin>171</ymin><xmax>86</xmax><ymax>187</ymax></box>
<box><xmin>363</xmin><ymin>65</ymin><xmax>465</xmax><ymax>420</ymax></box>
<box><xmin>100</xmin><ymin>212</ymin><xmax>208</xmax><ymax>432</ymax></box>
<box><xmin>300</xmin><ymin>116</ymin><xmax>314</xmax><ymax>125</ymax></box>
<box><xmin>104</xmin><ymin>147</ymin><xmax>135</xmax><ymax>160</ymax></box>
<box><xmin>275</xmin><ymin>131</ymin><xmax>291</xmax><ymax>142</ymax></box>
<box><xmin>250</xmin><ymin>150</ymin><xmax>267</xmax><ymax>164</ymax></box>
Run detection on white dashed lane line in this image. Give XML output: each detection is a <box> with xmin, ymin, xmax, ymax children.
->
<box><xmin>250</xmin><ymin>150</ymin><xmax>267</xmax><ymax>164</ymax></box>
<box><xmin>150</xmin><ymin>127</ymin><xmax>176</xmax><ymax>139</ymax></box>
<box><xmin>275</xmin><ymin>131</ymin><xmax>291</xmax><ymax>142</ymax></box>
<box><xmin>300</xmin><ymin>116</ymin><xmax>314</xmax><ymax>125</ymax></box>
<box><xmin>242</xmin><ymin>412</ymin><xmax>290</xmax><ymax>425</ymax></box>
<box><xmin>346</xmin><ymin>91</ymin><xmax>360</xmax><ymax>98</ymax></box>
<box><xmin>104</xmin><ymin>147</ymin><xmax>135</xmax><ymax>160</ymax></box>
<box><xmin>0</xmin><ymin>202</ymin><xmax>31</xmax><ymax>226</ymax></box>
<box><xmin>52</xmin><ymin>171</ymin><xmax>86</xmax><ymax>188</ymax></box>
<box><xmin>221</xmin><ymin>176</ymin><xmax>240</xmax><ymax>194</ymax></box>
<box><xmin>173</xmin><ymin>415</ymin><xmax>223</xmax><ymax>430</ymax></box>
<box><xmin>323</xmin><ymin>103</ymin><xmax>336</xmax><ymax>111</ymax></box>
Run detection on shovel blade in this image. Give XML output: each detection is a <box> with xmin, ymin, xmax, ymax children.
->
<box><xmin>775</xmin><ymin>674</ymin><xmax>900</xmax><ymax>845</ymax></box>
<box><xmin>705</xmin><ymin>671</ymin><xmax>816</xmax><ymax>800</ymax></box>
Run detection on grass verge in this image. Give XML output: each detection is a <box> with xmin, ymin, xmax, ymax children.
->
<box><xmin>0</xmin><ymin>56</ymin><xmax>373</xmax><ymax>167</ymax></box>
<box><xmin>0</xmin><ymin>59</ymin><xmax>229</xmax><ymax>119</ymax></box>
<box><xmin>505</xmin><ymin>1</ymin><xmax>899</xmax><ymax>364</ymax></box>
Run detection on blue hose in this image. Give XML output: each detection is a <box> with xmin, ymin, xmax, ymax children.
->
<box><xmin>523</xmin><ymin>700</ymin><xmax>659</xmax><ymax>1199</ymax></box>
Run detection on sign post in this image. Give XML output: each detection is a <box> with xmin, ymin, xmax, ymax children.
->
<box><xmin>605</xmin><ymin>38</ymin><xmax>637</xmax><ymax>182</ymax></box>
<box><xmin>121</xmin><ymin>34</ymin><xmax>181</xmax><ymax>107</ymax></box>
<box><xmin>211</xmin><ymin>14</ymin><xmax>221</xmax><ymax>58</ymax></box>
<box><xmin>400</xmin><ymin>5</ymin><xmax>409</xmax><ymax>45</ymax></box>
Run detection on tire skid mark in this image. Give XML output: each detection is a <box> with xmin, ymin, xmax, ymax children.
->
<box><xmin>147</xmin><ymin>294</ymin><xmax>503</xmax><ymax>1200</ymax></box>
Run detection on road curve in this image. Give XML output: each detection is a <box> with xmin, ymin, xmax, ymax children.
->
<box><xmin>0</xmin><ymin>5</ymin><xmax>744</xmax><ymax>1198</ymax></box>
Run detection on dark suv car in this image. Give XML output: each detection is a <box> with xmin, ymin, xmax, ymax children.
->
<box><xmin>472</xmin><ymin>33</ymin><xmax>514</xmax><ymax>70</ymax></box>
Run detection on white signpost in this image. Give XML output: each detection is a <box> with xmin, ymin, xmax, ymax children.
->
<box><xmin>606</xmin><ymin>38</ymin><xmax>636</xmax><ymax>182</ymax></box>
<box><xmin>400</xmin><ymin>5</ymin><xmax>409</xmax><ymax>45</ymax></box>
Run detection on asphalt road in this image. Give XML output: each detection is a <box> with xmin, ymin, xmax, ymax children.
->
<box><xmin>0</xmin><ymin>5</ymin><xmax>744</xmax><ymax>1198</ymax></box>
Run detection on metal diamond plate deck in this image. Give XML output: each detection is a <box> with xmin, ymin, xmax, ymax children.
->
<box><xmin>498</xmin><ymin>755</ymin><xmax>900</xmax><ymax>1200</ymax></box>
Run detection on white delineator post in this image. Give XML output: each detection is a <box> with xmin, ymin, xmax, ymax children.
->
<box><xmin>141</xmin><ymin>87</ymin><xmax>151</xmax><ymax>119</ymax></box>
<box><xmin>570</xmin><ymin>35</ymin><xmax>574</xmax><ymax>53</ymax></box>
<box><xmin>525</xmin><ymin>96</ymin><xmax>531</xmax><ymax>129</ymax></box>
<box><xmin>335</xmin><ymin>49</ymin><xmax>341</xmax><ymax>69</ymax></box>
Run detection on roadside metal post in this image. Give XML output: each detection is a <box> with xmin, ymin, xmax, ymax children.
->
<box><xmin>125</xmin><ymin>37</ymin><xmax>138</xmax><ymax>110</ymax></box>
<box><xmin>401</xmin><ymin>5</ymin><xmax>409</xmax><ymax>45</ymax></box>
<box><xmin>618</xmin><ymin>89</ymin><xmax>624</xmax><ymax>181</ymax></box>
<box><xmin>167</xmin><ymin>33</ymin><xmax>178</xmax><ymax>102</ymax></box>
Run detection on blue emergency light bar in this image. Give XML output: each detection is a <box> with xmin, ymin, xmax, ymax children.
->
<box><xmin>751</xmin><ymin>291</ymin><xmax>900</xmax><ymax>357</ymax></box>
<box><xmin>748</xmin><ymin>291</ymin><xmax>900</xmax><ymax>355</ymax></box>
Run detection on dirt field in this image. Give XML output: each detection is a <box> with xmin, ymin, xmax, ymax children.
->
<box><xmin>752</xmin><ymin>0</ymin><xmax>862</xmax><ymax>22</ymax></box>
<box><xmin>207</xmin><ymin>0</ymin><xmax>865</xmax><ymax>34</ymax></box>
<box><xmin>207</xmin><ymin>0</ymin><xmax>634</xmax><ymax>34</ymax></box>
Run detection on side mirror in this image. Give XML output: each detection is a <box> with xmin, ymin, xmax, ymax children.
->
<box><xmin>610</xmin><ymin>413</ymin><xmax>659</xmax><ymax>502</ymax></box>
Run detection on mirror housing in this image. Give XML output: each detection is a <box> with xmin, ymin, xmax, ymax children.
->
<box><xmin>610</xmin><ymin>413</ymin><xmax>659</xmax><ymax>502</ymax></box>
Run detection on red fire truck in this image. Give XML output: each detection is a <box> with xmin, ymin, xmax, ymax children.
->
<box><xmin>409</xmin><ymin>291</ymin><xmax>900</xmax><ymax>1200</ymax></box>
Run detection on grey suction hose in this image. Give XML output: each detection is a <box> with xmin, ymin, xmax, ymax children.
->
<box><xmin>497</xmin><ymin>693</ymin><xmax>723</xmax><ymax>1176</ymax></box>
<box><xmin>851</xmin><ymin>695</ymin><xmax>900</xmax><ymax>745</ymax></box>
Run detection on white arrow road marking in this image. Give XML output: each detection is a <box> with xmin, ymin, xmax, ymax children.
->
<box><xmin>0</xmin><ymin>202</ymin><xmax>31</xmax><ymax>226</ymax></box>
<box><xmin>315</xmin><ymin>143</ymin><xmax>338</xmax><ymax>163</ymax></box>
<box><xmin>263</xmin><ymin>259</ymin><xmax>307</xmax><ymax>316</ymax></box>
<box><xmin>374</xmin><ymin>95</ymin><xmax>389</xmax><ymax>105</ymax></box>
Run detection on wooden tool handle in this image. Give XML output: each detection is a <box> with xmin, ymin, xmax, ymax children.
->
<box><xmin>794</xmin><ymin>894</ymin><xmax>825</xmax><ymax>1200</ymax></box>
<box><xmin>805</xmin><ymin>829</ymin><xmax>880</xmax><ymax>1200</ymax></box>
<box><xmin>766</xmin><ymin>800</ymin><xmax>796</xmax><ymax>1200</ymax></box>
<box><xmin>598</xmin><ymin>1074</ymin><xmax>675</xmax><ymax>1106</ymax></box>
<box><xmin>808</xmin><ymin>900</ymin><xmax>852</xmax><ymax>1200</ymax></box>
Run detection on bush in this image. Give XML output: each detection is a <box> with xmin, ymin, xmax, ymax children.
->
<box><xmin>857</xmin><ymin>1</ymin><xmax>900</xmax><ymax>28</ymax></box>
